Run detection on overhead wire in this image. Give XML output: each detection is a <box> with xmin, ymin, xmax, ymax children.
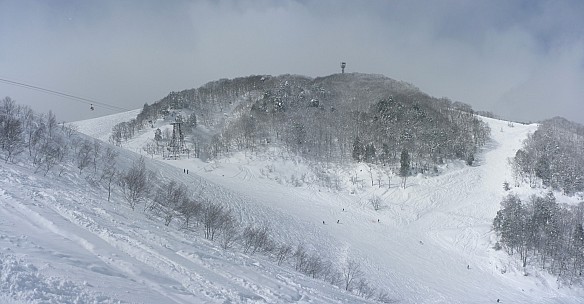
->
<box><xmin>0</xmin><ymin>77</ymin><xmax>132</xmax><ymax>112</ymax></box>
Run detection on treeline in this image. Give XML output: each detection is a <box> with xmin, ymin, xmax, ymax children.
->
<box><xmin>0</xmin><ymin>97</ymin><xmax>395</xmax><ymax>303</ymax></box>
<box><xmin>112</xmin><ymin>73</ymin><xmax>490</xmax><ymax>171</ymax></box>
<box><xmin>493</xmin><ymin>193</ymin><xmax>584</xmax><ymax>284</ymax></box>
<box><xmin>0</xmin><ymin>96</ymin><xmax>90</xmax><ymax>173</ymax></box>
<box><xmin>222</xmin><ymin>83</ymin><xmax>490</xmax><ymax>171</ymax></box>
<box><xmin>511</xmin><ymin>117</ymin><xmax>584</xmax><ymax>194</ymax></box>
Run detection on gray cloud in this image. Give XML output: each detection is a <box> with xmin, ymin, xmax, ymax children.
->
<box><xmin>1</xmin><ymin>0</ymin><xmax>583</xmax><ymax>124</ymax></box>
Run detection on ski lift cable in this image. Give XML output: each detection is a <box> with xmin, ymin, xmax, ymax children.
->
<box><xmin>0</xmin><ymin>77</ymin><xmax>131</xmax><ymax>112</ymax></box>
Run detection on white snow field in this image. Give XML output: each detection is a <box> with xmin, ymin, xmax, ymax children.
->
<box><xmin>1</xmin><ymin>108</ymin><xmax>583</xmax><ymax>304</ymax></box>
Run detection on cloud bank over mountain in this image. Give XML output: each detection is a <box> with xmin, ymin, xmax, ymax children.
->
<box><xmin>1</xmin><ymin>0</ymin><xmax>583</xmax><ymax>123</ymax></box>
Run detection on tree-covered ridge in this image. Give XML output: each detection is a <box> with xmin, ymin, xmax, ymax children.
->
<box><xmin>112</xmin><ymin>73</ymin><xmax>490</xmax><ymax>170</ymax></box>
<box><xmin>511</xmin><ymin>117</ymin><xmax>584</xmax><ymax>194</ymax></box>
<box><xmin>493</xmin><ymin>193</ymin><xmax>584</xmax><ymax>284</ymax></box>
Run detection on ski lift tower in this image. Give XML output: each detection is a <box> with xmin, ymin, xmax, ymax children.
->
<box><xmin>341</xmin><ymin>62</ymin><xmax>346</xmax><ymax>74</ymax></box>
<box><xmin>169</xmin><ymin>121</ymin><xmax>185</xmax><ymax>159</ymax></box>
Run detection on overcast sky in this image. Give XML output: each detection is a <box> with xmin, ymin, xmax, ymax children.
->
<box><xmin>1</xmin><ymin>0</ymin><xmax>583</xmax><ymax>124</ymax></box>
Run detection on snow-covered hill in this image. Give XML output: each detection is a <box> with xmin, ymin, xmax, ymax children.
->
<box><xmin>0</xmin><ymin>125</ymin><xmax>373</xmax><ymax>303</ymax></box>
<box><xmin>1</xmin><ymin>109</ymin><xmax>583</xmax><ymax>304</ymax></box>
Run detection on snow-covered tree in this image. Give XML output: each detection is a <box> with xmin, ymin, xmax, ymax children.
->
<box><xmin>343</xmin><ymin>259</ymin><xmax>364</xmax><ymax>291</ymax></box>
<box><xmin>100</xmin><ymin>147</ymin><xmax>119</xmax><ymax>202</ymax></box>
<box><xmin>151</xmin><ymin>180</ymin><xmax>189</xmax><ymax>226</ymax></box>
<box><xmin>352</xmin><ymin>137</ymin><xmax>365</xmax><ymax>162</ymax></box>
<box><xmin>119</xmin><ymin>157</ymin><xmax>151</xmax><ymax>210</ymax></box>
<box><xmin>364</xmin><ymin>143</ymin><xmax>376</xmax><ymax>163</ymax></box>
<box><xmin>76</xmin><ymin>139</ymin><xmax>93</xmax><ymax>174</ymax></box>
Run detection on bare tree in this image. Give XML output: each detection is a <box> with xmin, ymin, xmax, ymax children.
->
<box><xmin>385</xmin><ymin>167</ymin><xmax>392</xmax><ymax>189</ymax></box>
<box><xmin>376</xmin><ymin>291</ymin><xmax>398</xmax><ymax>304</ymax></box>
<box><xmin>0</xmin><ymin>97</ymin><xmax>17</xmax><ymax>117</ymax></box>
<box><xmin>275</xmin><ymin>243</ymin><xmax>293</xmax><ymax>266</ymax></box>
<box><xmin>305</xmin><ymin>253</ymin><xmax>324</xmax><ymax>278</ymax></box>
<box><xmin>119</xmin><ymin>157</ymin><xmax>150</xmax><ymax>210</ymax></box>
<box><xmin>0</xmin><ymin>115</ymin><xmax>24</xmax><ymax>162</ymax></box>
<box><xmin>293</xmin><ymin>244</ymin><xmax>309</xmax><ymax>272</ymax></box>
<box><xmin>242</xmin><ymin>224</ymin><xmax>271</xmax><ymax>255</ymax></box>
<box><xmin>320</xmin><ymin>261</ymin><xmax>343</xmax><ymax>286</ymax></box>
<box><xmin>99</xmin><ymin>147</ymin><xmax>119</xmax><ymax>201</ymax></box>
<box><xmin>91</xmin><ymin>139</ymin><xmax>101</xmax><ymax>173</ymax></box>
<box><xmin>343</xmin><ymin>259</ymin><xmax>364</xmax><ymax>291</ymax></box>
<box><xmin>377</xmin><ymin>170</ymin><xmax>384</xmax><ymax>188</ymax></box>
<box><xmin>109</xmin><ymin>125</ymin><xmax>123</xmax><ymax>147</ymax></box>
<box><xmin>76</xmin><ymin>139</ymin><xmax>93</xmax><ymax>174</ymax></box>
<box><xmin>219</xmin><ymin>212</ymin><xmax>239</xmax><ymax>249</ymax></box>
<box><xmin>143</xmin><ymin>140</ymin><xmax>157</xmax><ymax>159</ymax></box>
<box><xmin>354</xmin><ymin>278</ymin><xmax>376</xmax><ymax>299</ymax></box>
<box><xmin>177</xmin><ymin>198</ymin><xmax>202</xmax><ymax>230</ymax></box>
<box><xmin>241</xmin><ymin>225</ymin><xmax>257</xmax><ymax>254</ymax></box>
<box><xmin>20</xmin><ymin>106</ymin><xmax>35</xmax><ymax>152</ymax></box>
<box><xmin>369</xmin><ymin>195</ymin><xmax>383</xmax><ymax>211</ymax></box>
<box><xmin>27</xmin><ymin>115</ymin><xmax>46</xmax><ymax>159</ymax></box>
<box><xmin>55</xmin><ymin>136</ymin><xmax>70</xmax><ymax>177</ymax></box>
<box><xmin>62</xmin><ymin>123</ymin><xmax>78</xmax><ymax>139</ymax></box>
<box><xmin>0</xmin><ymin>98</ymin><xmax>24</xmax><ymax>162</ymax></box>
<box><xmin>46</xmin><ymin>110</ymin><xmax>57</xmax><ymax>139</ymax></box>
<box><xmin>34</xmin><ymin>137</ymin><xmax>66</xmax><ymax>175</ymax></box>
<box><xmin>151</xmin><ymin>180</ymin><xmax>189</xmax><ymax>226</ymax></box>
<box><xmin>201</xmin><ymin>202</ymin><xmax>226</xmax><ymax>240</ymax></box>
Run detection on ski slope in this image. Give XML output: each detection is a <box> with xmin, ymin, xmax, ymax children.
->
<box><xmin>161</xmin><ymin>117</ymin><xmax>584</xmax><ymax>304</ymax></box>
<box><xmin>0</xmin><ymin>141</ymin><xmax>372</xmax><ymax>303</ymax></box>
<box><xmin>1</xmin><ymin>109</ymin><xmax>583</xmax><ymax>303</ymax></box>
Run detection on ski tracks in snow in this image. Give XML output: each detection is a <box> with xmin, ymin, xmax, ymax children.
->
<box><xmin>3</xmin><ymin>186</ymin><xmax>273</xmax><ymax>303</ymax></box>
<box><xmin>0</xmin><ymin>189</ymin><xmax>127</xmax><ymax>303</ymax></box>
<box><xmin>1</xmin><ymin>165</ymin><xmax>370</xmax><ymax>304</ymax></box>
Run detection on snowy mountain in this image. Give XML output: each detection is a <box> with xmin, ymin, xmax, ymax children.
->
<box><xmin>0</xmin><ymin>109</ymin><xmax>374</xmax><ymax>304</ymax></box>
<box><xmin>2</xmin><ymin>92</ymin><xmax>584</xmax><ymax>303</ymax></box>
<box><xmin>110</xmin><ymin>73</ymin><xmax>490</xmax><ymax>167</ymax></box>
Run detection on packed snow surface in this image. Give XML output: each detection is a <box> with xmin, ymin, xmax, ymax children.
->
<box><xmin>1</xmin><ymin>109</ymin><xmax>583</xmax><ymax>303</ymax></box>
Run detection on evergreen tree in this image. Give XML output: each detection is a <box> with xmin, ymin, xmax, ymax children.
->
<box><xmin>292</xmin><ymin>122</ymin><xmax>306</xmax><ymax>154</ymax></box>
<box><xmin>154</xmin><ymin>128</ymin><xmax>163</xmax><ymax>146</ymax></box>
<box><xmin>379</xmin><ymin>143</ymin><xmax>391</xmax><ymax>164</ymax></box>
<box><xmin>187</xmin><ymin>112</ymin><xmax>197</xmax><ymax>128</ymax></box>
<box><xmin>399</xmin><ymin>149</ymin><xmax>410</xmax><ymax>177</ymax></box>
<box><xmin>352</xmin><ymin>137</ymin><xmax>365</xmax><ymax>162</ymax></box>
<box><xmin>466</xmin><ymin>153</ymin><xmax>474</xmax><ymax>166</ymax></box>
<box><xmin>364</xmin><ymin>143</ymin><xmax>376</xmax><ymax>163</ymax></box>
<box><xmin>572</xmin><ymin>223</ymin><xmax>584</xmax><ymax>276</ymax></box>
<box><xmin>535</xmin><ymin>156</ymin><xmax>551</xmax><ymax>185</ymax></box>
<box><xmin>399</xmin><ymin>149</ymin><xmax>410</xmax><ymax>188</ymax></box>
